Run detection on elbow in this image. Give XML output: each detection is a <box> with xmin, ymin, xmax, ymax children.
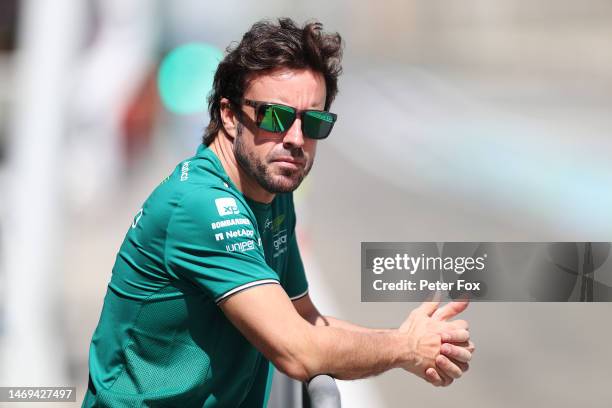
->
<box><xmin>264</xmin><ymin>324</ymin><xmax>325</xmax><ymax>382</ymax></box>
<box><xmin>273</xmin><ymin>355</ymin><xmax>313</xmax><ymax>382</ymax></box>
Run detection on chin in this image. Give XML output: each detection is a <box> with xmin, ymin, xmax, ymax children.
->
<box><xmin>264</xmin><ymin>174</ymin><xmax>304</xmax><ymax>193</ymax></box>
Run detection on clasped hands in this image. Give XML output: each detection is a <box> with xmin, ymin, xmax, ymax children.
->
<box><xmin>399</xmin><ymin>300</ymin><xmax>475</xmax><ymax>387</ymax></box>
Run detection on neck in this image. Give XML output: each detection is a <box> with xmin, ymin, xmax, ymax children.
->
<box><xmin>208</xmin><ymin>132</ymin><xmax>275</xmax><ymax>204</ymax></box>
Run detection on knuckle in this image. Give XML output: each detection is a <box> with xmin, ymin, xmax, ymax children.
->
<box><xmin>441</xmin><ymin>344</ymin><xmax>453</xmax><ymax>356</ymax></box>
<box><xmin>455</xmin><ymin>331</ymin><xmax>468</xmax><ymax>342</ymax></box>
<box><xmin>456</xmin><ymin>319</ymin><xmax>468</xmax><ymax>329</ymax></box>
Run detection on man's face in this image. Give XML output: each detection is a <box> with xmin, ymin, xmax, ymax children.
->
<box><xmin>233</xmin><ymin>68</ymin><xmax>326</xmax><ymax>194</ymax></box>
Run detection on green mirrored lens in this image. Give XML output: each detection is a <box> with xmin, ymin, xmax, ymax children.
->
<box><xmin>303</xmin><ymin>111</ymin><xmax>336</xmax><ymax>139</ymax></box>
<box><xmin>306</xmin><ymin>111</ymin><xmax>335</xmax><ymax>123</ymax></box>
<box><xmin>259</xmin><ymin>104</ymin><xmax>296</xmax><ymax>132</ymax></box>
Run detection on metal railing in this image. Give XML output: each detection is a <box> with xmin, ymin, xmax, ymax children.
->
<box><xmin>302</xmin><ymin>375</ymin><xmax>341</xmax><ymax>408</ymax></box>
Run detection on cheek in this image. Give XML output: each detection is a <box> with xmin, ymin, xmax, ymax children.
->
<box><xmin>257</xmin><ymin>141</ymin><xmax>281</xmax><ymax>162</ymax></box>
<box><xmin>255</xmin><ymin>127</ymin><xmax>285</xmax><ymax>143</ymax></box>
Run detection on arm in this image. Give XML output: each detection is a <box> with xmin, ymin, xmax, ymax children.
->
<box><xmin>293</xmin><ymin>293</ymin><xmax>390</xmax><ymax>333</ymax></box>
<box><xmin>220</xmin><ymin>283</ymin><xmax>471</xmax><ymax>384</ymax></box>
<box><xmin>293</xmin><ymin>293</ymin><xmax>475</xmax><ymax>386</ymax></box>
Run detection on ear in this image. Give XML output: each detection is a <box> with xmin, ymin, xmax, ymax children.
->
<box><xmin>219</xmin><ymin>97</ymin><xmax>239</xmax><ymax>139</ymax></box>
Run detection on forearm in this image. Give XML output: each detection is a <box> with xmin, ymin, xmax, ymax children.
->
<box><xmin>222</xmin><ymin>286</ymin><xmax>426</xmax><ymax>383</ymax></box>
<box><xmin>311</xmin><ymin>314</ymin><xmax>391</xmax><ymax>334</ymax></box>
<box><xmin>296</xmin><ymin>324</ymin><xmax>411</xmax><ymax>381</ymax></box>
<box><xmin>295</xmin><ymin>295</ymin><xmax>390</xmax><ymax>334</ymax></box>
<box><xmin>289</xmin><ymin>294</ymin><xmax>473</xmax><ymax>386</ymax></box>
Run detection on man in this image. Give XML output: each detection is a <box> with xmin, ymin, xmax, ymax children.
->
<box><xmin>84</xmin><ymin>18</ymin><xmax>474</xmax><ymax>407</ymax></box>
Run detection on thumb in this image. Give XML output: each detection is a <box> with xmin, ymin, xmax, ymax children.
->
<box><xmin>432</xmin><ymin>299</ymin><xmax>470</xmax><ymax>321</ymax></box>
<box><xmin>415</xmin><ymin>301</ymin><xmax>440</xmax><ymax>317</ymax></box>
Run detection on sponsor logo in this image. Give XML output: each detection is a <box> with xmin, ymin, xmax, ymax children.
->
<box><xmin>272</xmin><ymin>229</ymin><xmax>288</xmax><ymax>258</ymax></box>
<box><xmin>225</xmin><ymin>228</ymin><xmax>254</xmax><ymax>239</ymax></box>
<box><xmin>273</xmin><ymin>233</ymin><xmax>287</xmax><ymax>250</ymax></box>
<box><xmin>213</xmin><ymin>229</ymin><xmax>255</xmax><ymax>243</ymax></box>
<box><xmin>264</xmin><ymin>218</ymin><xmax>272</xmax><ymax>230</ymax></box>
<box><xmin>215</xmin><ymin>197</ymin><xmax>240</xmax><ymax>216</ymax></box>
<box><xmin>264</xmin><ymin>214</ymin><xmax>285</xmax><ymax>232</ymax></box>
<box><xmin>211</xmin><ymin>218</ymin><xmax>251</xmax><ymax>230</ymax></box>
<box><xmin>131</xmin><ymin>208</ymin><xmax>143</xmax><ymax>229</ymax></box>
<box><xmin>180</xmin><ymin>161</ymin><xmax>190</xmax><ymax>181</ymax></box>
<box><xmin>226</xmin><ymin>240</ymin><xmax>256</xmax><ymax>253</ymax></box>
<box><xmin>272</xmin><ymin>214</ymin><xmax>285</xmax><ymax>233</ymax></box>
<box><xmin>273</xmin><ymin>247</ymin><xmax>287</xmax><ymax>258</ymax></box>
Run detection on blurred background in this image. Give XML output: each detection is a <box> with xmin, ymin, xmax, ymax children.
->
<box><xmin>1</xmin><ymin>0</ymin><xmax>612</xmax><ymax>406</ymax></box>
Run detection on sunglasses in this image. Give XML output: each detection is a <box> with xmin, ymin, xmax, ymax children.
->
<box><xmin>238</xmin><ymin>99</ymin><xmax>337</xmax><ymax>140</ymax></box>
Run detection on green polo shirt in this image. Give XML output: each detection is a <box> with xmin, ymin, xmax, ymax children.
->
<box><xmin>83</xmin><ymin>144</ymin><xmax>308</xmax><ymax>407</ymax></box>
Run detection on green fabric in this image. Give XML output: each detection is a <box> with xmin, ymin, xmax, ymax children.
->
<box><xmin>83</xmin><ymin>145</ymin><xmax>308</xmax><ymax>407</ymax></box>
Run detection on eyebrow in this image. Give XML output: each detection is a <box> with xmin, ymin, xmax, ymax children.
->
<box><xmin>266</xmin><ymin>98</ymin><xmax>325</xmax><ymax>110</ymax></box>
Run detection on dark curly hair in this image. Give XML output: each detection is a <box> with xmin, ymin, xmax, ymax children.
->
<box><xmin>203</xmin><ymin>18</ymin><xmax>343</xmax><ymax>145</ymax></box>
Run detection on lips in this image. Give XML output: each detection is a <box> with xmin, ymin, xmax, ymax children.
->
<box><xmin>272</xmin><ymin>157</ymin><xmax>305</xmax><ymax>167</ymax></box>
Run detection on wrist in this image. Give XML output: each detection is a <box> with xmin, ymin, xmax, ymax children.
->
<box><xmin>391</xmin><ymin>330</ymin><xmax>416</xmax><ymax>370</ymax></box>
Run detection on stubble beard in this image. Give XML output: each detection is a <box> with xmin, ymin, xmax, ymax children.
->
<box><xmin>233</xmin><ymin>124</ymin><xmax>312</xmax><ymax>194</ymax></box>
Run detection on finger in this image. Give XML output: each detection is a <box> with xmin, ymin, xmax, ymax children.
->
<box><xmin>448</xmin><ymin>319</ymin><xmax>469</xmax><ymax>331</ymax></box>
<box><xmin>441</xmin><ymin>329</ymin><xmax>470</xmax><ymax>343</ymax></box>
<box><xmin>425</xmin><ymin>368</ymin><xmax>454</xmax><ymax>387</ymax></box>
<box><xmin>424</xmin><ymin>291</ymin><xmax>442</xmax><ymax>304</ymax></box>
<box><xmin>445</xmin><ymin>340</ymin><xmax>475</xmax><ymax>354</ymax></box>
<box><xmin>440</xmin><ymin>343</ymin><xmax>472</xmax><ymax>363</ymax></box>
<box><xmin>432</xmin><ymin>300</ymin><xmax>469</xmax><ymax>321</ymax></box>
<box><xmin>433</xmin><ymin>368</ymin><xmax>453</xmax><ymax>387</ymax></box>
<box><xmin>415</xmin><ymin>301</ymin><xmax>440</xmax><ymax>317</ymax></box>
<box><xmin>436</xmin><ymin>355</ymin><xmax>463</xmax><ymax>379</ymax></box>
<box><xmin>454</xmin><ymin>361</ymin><xmax>469</xmax><ymax>373</ymax></box>
<box><xmin>440</xmin><ymin>372</ymin><xmax>454</xmax><ymax>387</ymax></box>
<box><xmin>466</xmin><ymin>340</ymin><xmax>475</xmax><ymax>354</ymax></box>
<box><xmin>425</xmin><ymin>368</ymin><xmax>443</xmax><ymax>386</ymax></box>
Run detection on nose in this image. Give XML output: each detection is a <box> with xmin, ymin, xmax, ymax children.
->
<box><xmin>282</xmin><ymin>116</ymin><xmax>305</xmax><ymax>149</ymax></box>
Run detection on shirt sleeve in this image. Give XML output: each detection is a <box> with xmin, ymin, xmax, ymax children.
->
<box><xmin>165</xmin><ymin>187</ymin><xmax>280</xmax><ymax>303</ymax></box>
<box><xmin>281</xmin><ymin>225</ymin><xmax>309</xmax><ymax>301</ymax></box>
